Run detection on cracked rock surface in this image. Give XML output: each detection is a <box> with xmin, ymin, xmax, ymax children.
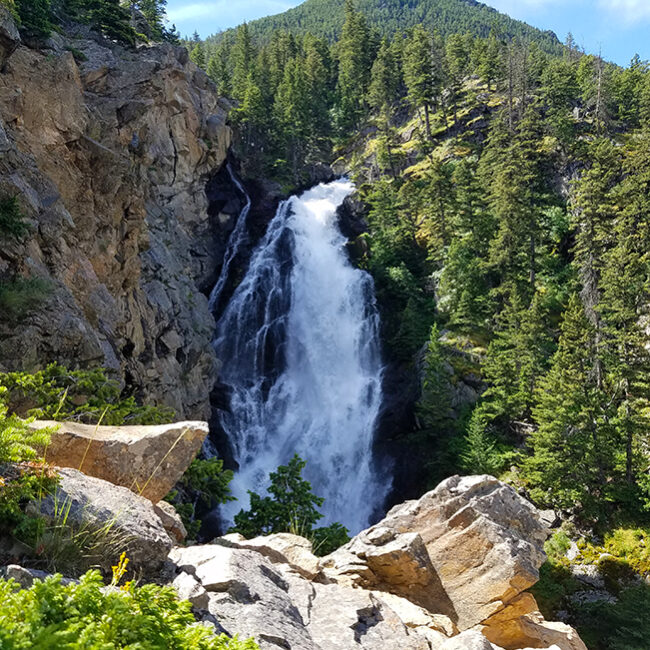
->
<box><xmin>169</xmin><ymin>476</ymin><xmax>587</xmax><ymax>650</ymax></box>
<box><xmin>0</xmin><ymin>10</ymin><xmax>232</xmax><ymax>418</ymax></box>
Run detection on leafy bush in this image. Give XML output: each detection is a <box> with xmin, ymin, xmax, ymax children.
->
<box><xmin>14</xmin><ymin>0</ymin><xmax>51</xmax><ymax>37</ymax></box>
<box><xmin>0</xmin><ymin>388</ymin><xmax>59</xmax><ymax>554</ymax></box>
<box><xmin>0</xmin><ymin>196</ymin><xmax>29</xmax><ymax>238</ymax></box>
<box><xmin>0</xmin><ymin>569</ymin><xmax>259</xmax><ymax>649</ymax></box>
<box><xmin>230</xmin><ymin>455</ymin><xmax>349</xmax><ymax>556</ymax></box>
<box><xmin>165</xmin><ymin>457</ymin><xmax>235</xmax><ymax>540</ymax></box>
<box><xmin>1</xmin><ymin>363</ymin><xmax>174</xmax><ymax>425</ymax></box>
<box><xmin>311</xmin><ymin>522</ymin><xmax>350</xmax><ymax>556</ymax></box>
<box><xmin>0</xmin><ymin>277</ymin><xmax>51</xmax><ymax>322</ymax></box>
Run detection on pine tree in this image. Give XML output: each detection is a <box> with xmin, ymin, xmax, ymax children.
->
<box><xmin>577</xmin><ymin>54</ymin><xmax>614</xmax><ymax>133</ymax></box>
<box><xmin>303</xmin><ymin>34</ymin><xmax>333</xmax><ymax>144</ymax></box>
<box><xmin>480</xmin><ymin>291</ymin><xmax>553</xmax><ymax>427</ymax></box>
<box><xmin>403</xmin><ymin>25</ymin><xmax>440</xmax><ymax>139</ymax></box>
<box><xmin>368</xmin><ymin>38</ymin><xmax>401</xmax><ymax>175</ymax></box>
<box><xmin>15</xmin><ymin>0</ymin><xmax>51</xmax><ymax>37</ymax></box>
<box><xmin>612</xmin><ymin>54</ymin><xmax>647</xmax><ymax>126</ymax></box>
<box><xmin>335</xmin><ymin>0</ymin><xmax>372</xmax><ymax>132</ymax></box>
<box><xmin>207</xmin><ymin>46</ymin><xmax>232</xmax><ymax>96</ymax></box>
<box><xmin>599</xmin><ymin>131</ymin><xmax>650</xmax><ymax>492</ymax></box>
<box><xmin>127</xmin><ymin>0</ymin><xmax>167</xmax><ymax>40</ymax></box>
<box><xmin>190</xmin><ymin>41</ymin><xmax>206</xmax><ymax>69</ymax></box>
<box><xmin>570</xmin><ymin>137</ymin><xmax>622</xmax><ymax>389</ymax></box>
<box><xmin>274</xmin><ymin>56</ymin><xmax>311</xmax><ymax>181</ymax></box>
<box><xmin>438</xmin><ymin>158</ymin><xmax>494</xmax><ymax>331</ymax></box>
<box><xmin>445</xmin><ymin>33</ymin><xmax>469</xmax><ymax>123</ymax></box>
<box><xmin>460</xmin><ymin>410</ymin><xmax>508</xmax><ymax>475</ymax></box>
<box><xmin>418</xmin><ymin>324</ymin><xmax>453</xmax><ymax>432</ymax></box>
<box><xmin>525</xmin><ymin>295</ymin><xmax>616</xmax><ymax>518</ymax></box>
<box><xmin>368</xmin><ymin>38</ymin><xmax>400</xmax><ymax>116</ymax></box>
<box><xmin>540</xmin><ymin>57</ymin><xmax>579</xmax><ymax>144</ymax></box>
<box><xmin>231</xmin><ymin>22</ymin><xmax>256</xmax><ymax>102</ymax></box>
<box><xmin>83</xmin><ymin>0</ymin><xmax>136</xmax><ymax>45</ymax></box>
<box><xmin>478</xmin><ymin>33</ymin><xmax>503</xmax><ymax>91</ymax></box>
<box><xmin>483</xmin><ymin>108</ymin><xmax>545</xmax><ymax>296</ymax></box>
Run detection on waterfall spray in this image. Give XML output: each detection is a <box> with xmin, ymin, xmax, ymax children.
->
<box><xmin>212</xmin><ymin>177</ymin><xmax>388</xmax><ymax>533</ymax></box>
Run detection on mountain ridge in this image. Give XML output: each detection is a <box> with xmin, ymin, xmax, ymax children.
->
<box><xmin>214</xmin><ymin>0</ymin><xmax>562</xmax><ymax>52</ymax></box>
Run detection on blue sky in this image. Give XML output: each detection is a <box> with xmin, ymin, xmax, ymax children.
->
<box><xmin>166</xmin><ymin>0</ymin><xmax>650</xmax><ymax>66</ymax></box>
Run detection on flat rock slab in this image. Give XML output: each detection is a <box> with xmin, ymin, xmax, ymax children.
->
<box><xmin>30</xmin><ymin>420</ymin><xmax>208</xmax><ymax>501</ymax></box>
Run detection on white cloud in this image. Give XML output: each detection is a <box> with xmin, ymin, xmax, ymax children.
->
<box><xmin>598</xmin><ymin>0</ymin><xmax>650</xmax><ymax>22</ymax></box>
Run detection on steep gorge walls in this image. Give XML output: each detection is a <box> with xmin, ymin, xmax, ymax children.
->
<box><xmin>0</xmin><ymin>8</ymin><xmax>232</xmax><ymax>418</ymax></box>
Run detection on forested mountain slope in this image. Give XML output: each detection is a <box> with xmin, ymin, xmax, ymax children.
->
<box><xmin>214</xmin><ymin>0</ymin><xmax>561</xmax><ymax>53</ymax></box>
<box><xmin>191</xmin><ymin>1</ymin><xmax>650</xmax><ymax>644</ymax></box>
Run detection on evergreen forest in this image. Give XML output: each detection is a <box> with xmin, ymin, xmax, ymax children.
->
<box><xmin>186</xmin><ymin>3</ymin><xmax>650</xmax><ymax>644</ymax></box>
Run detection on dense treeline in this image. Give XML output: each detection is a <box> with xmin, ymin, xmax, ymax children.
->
<box><xmin>214</xmin><ymin>0</ymin><xmax>562</xmax><ymax>55</ymax></box>
<box><xmin>192</xmin><ymin>1</ymin><xmax>564</xmax><ymax>183</ymax></box>
<box><xmin>194</xmin><ymin>0</ymin><xmax>650</xmax><ymax>534</ymax></box>
<box><xmin>0</xmin><ymin>0</ymin><xmax>177</xmax><ymax>43</ymax></box>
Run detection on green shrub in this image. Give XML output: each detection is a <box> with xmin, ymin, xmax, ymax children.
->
<box><xmin>14</xmin><ymin>0</ymin><xmax>51</xmax><ymax>37</ymax></box>
<box><xmin>64</xmin><ymin>45</ymin><xmax>87</xmax><ymax>62</ymax></box>
<box><xmin>545</xmin><ymin>530</ymin><xmax>571</xmax><ymax>563</ymax></box>
<box><xmin>0</xmin><ymin>277</ymin><xmax>51</xmax><ymax>322</ymax></box>
<box><xmin>0</xmin><ymin>569</ymin><xmax>259</xmax><ymax>649</ymax></box>
<box><xmin>0</xmin><ymin>363</ymin><xmax>175</xmax><ymax>425</ymax></box>
<box><xmin>230</xmin><ymin>455</ymin><xmax>349</xmax><ymax>556</ymax></box>
<box><xmin>0</xmin><ymin>196</ymin><xmax>29</xmax><ymax>238</ymax></box>
<box><xmin>311</xmin><ymin>522</ymin><xmax>350</xmax><ymax>556</ymax></box>
<box><xmin>231</xmin><ymin>455</ymin><xmax>325</xmax><ymax>539</ymax></box>
<box><xmin>0</xmin><ymin>388</ymin><xmax>59</xmax><ymax>553</ymax></box>
<box><xmin>165</xmin><ymin>457</ymin><xmax>235</xmax><ymax>540</ymax></box>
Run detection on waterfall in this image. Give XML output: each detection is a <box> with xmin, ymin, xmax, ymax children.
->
<box><xmin>212</xmin><ymin>176</ymin><xmax>388</xmax><ymax>533</ymax></box>
<box><xmin>208</xmin><ymin>164</ymin><xmax>252</xmax><ymax>315</ymax></box>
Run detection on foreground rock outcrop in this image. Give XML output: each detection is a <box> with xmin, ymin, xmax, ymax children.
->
<box><xmin>168</xmin><ymin>475</ymin><xmax>587</xmax><ymax>650</ymax></box>
<box><xmin>0</xmin><ymin>10</ymin><xmax>233</xmax><ymax>418</ymax></box>
<box><xmin>28</xmin><ymin>467</ymin><xmax>175</xmax><ymax>578</ymax></box>
<box><xmin>29</xmin><ymin>419</ymin><xmax>208</xmax><ymax>501</ymax></box>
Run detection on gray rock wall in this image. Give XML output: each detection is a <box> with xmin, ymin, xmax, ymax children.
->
<box><xmin>0</xmin><ymin>12</ymin><xmax>233</xmax><ymax>418</ymax></box>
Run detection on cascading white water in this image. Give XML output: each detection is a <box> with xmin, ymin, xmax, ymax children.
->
<box><xmin>212</xmin><ymin>177</ymin><xmax>388</xmax><ymax>533</ymax></box>
<box><xmin>208</xmin><ymin>165</ymin><xmax>252</xmax><ymax>315</ymax></box>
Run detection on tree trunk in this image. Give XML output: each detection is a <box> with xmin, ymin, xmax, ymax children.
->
<box><xmin>424</xmin><ymin>103</ymin><xmax>432</xmax><ymax>139</ymax></box>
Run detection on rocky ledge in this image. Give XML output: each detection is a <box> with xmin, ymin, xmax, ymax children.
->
<box><xmin>168</xmin><ymin>475</ymin><xmax>585</xmax><ymax>650</ymax></box>
<box><xmin>0</xmin><ymin>416</ymin><xmax>587</xmax><ymax>649</ymax></box>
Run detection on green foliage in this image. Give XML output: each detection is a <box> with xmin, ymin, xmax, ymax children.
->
<box><xmin>14</xmin><ymin>0</ymin><xmax>51</xmax><ymax>37</ymax></box>
<box><xmin>0</xmin><ymin>277</ymin><xmax>51</xmax><ymax>322</ymax></box>
<box><xmin>228</xmin><ymin>0</ymin><xmax>563</xmax><ymax>55</ymax></box>
<box><xmin>231</xmin><ymin>454</ymin><xmax>324</xmax><ymax>537</ymax></box>
<box><xmin>190</xmin><ymin>41</ymin><xmax>206</xmax><ymax>68</ymax></box>
<box><xmin>311</xmin><ymin>522</ymin><xmax>350</xmax><ymax>556</ymax></box>
<box><xmin>418</xmin><ymin>324</ymin><xmax>453</xmax><ymax>432</ymax></box>
<box><xmin>231</xmin><ymin>455</ymin><xmax>349</xmax><ymax>555</ymax></box>
<box><xmin>0</xmin><ymin>195</ymin><xmax>29</xmax><ymax>238</ymax></box>
<box><xmin>165</xmin><ymin>458</ymin><xmax>235</xmax><ymax>540</ymax></box>
<box><xmin>0</xmin><ymin>389</ymin><xmax>58</xmax><ymax>557</ymax></box>
<box><xmin>0</xmin><ymin>363</ymin><xmax>175</xmax><ymax>426</ymax></box>
<box><xmin>0</xmin><ymin>570</ymin><xmax>259</xmax><ymax>649</ymax></box>
<box><xmin>459</xmin><ymin>410</ymin><xmax>513</xmax><ymax>476</ymax></box>
<box><xmin>0</xmin><ymin>389</ymin><xmax>51</xmax><ymax>464</ymax></box>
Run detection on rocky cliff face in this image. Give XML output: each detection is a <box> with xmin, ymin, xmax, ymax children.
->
<box><xmin>0</xmin><ymin>8</ymin><xmax>233</xmax><ymax>418</ymax></box>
